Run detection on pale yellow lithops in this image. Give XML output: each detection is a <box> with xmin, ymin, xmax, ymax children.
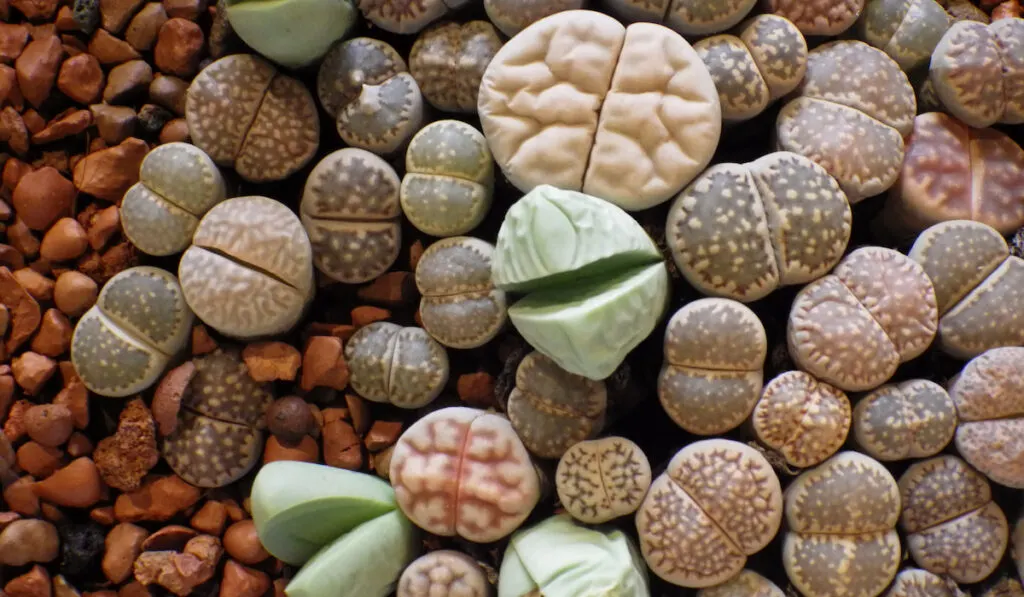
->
<box><xmin>556</xmin><ymin>436</ymin><xmax>651</xmax><ymax>524</ymax></box>
<box><xmin>853</xmin><ymin>379</ymin><xmax>957</xmax><ymax>461</ymax></box>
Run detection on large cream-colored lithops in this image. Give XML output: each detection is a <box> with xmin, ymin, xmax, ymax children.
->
<box><xmin>853</xmin><ymin>379</ymin><xmax>957</xmax><ymax>461</ymax></box>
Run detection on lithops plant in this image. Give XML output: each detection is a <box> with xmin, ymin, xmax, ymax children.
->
<box><xmin>186</xmin><ymin>54</ymin><xmax>319</xmax><ymax>183</ymax></box>
<box><xmin>300</xmin><ymin>148</ymin><xmax>402</xmax><ymax>284</ymax></box>
<box><xmin>401</xmin><ymin>121</ymin><xmax>494</xmax><ymax>237</ymax></box>
<box><xmin>389</xmin><ymin>406</ymin><xmax>541</xmax><ymax>543</ymax></box>
<box><xmin>659</xmin><ymin>299</ymin><xmax>767</xmax><ymax>436</ymax></box>
<box><xmin>484</xmin><ymin>0</ymin><xmax>583</xmax><ymax>36</ymax></box>
<box><xmin>776</xmin><ymin>41</ymin><xmax>916</xmax><ymax>203</ymax></box>
<box><xmin>858</xmin><ymin>0</ymin><xmax>951</xmax><ymax>71</ymax></box>
<box><xmin>908</xmin><ymin>220</ymin><xmax>1024</xmax><ymax>357</ymax></box>
<box><xmin>788</xmin><ymin>247</ymin><xmax>938</xmax><ymax>392</ymax></box>
<box><xmin>667</xmin><ymin>151</ymin><xmax>851</xmax><ymax>302</ymax></box>
<box><xmin>853</xmin><ymin>379</ymin><xmax>957</xmax><ymax>462</ymax></box>
<box><xmin>783</xmin><ymin>452</ymin><xmax>902</xmax><ymax>597</ymax></box>
<box><xmin>409</xmin><ymin>21</ymin><xmax>502</xmax><ymax>113</ymax></box>
<box><xmin>765</xmin><ymin>0</ymin><xmax>864</xmax><ymax>35</ymax></box>
<box><xmin>478</xmin><ymin>9</ymin><xmax>721</xmax><ymax>211</ymax></box>
<box><xmin>225</xmin><ymin>0</ymin><xmax>356</xmax><ymax>68</ymax></box>
<box><xmin>415</xmin><ymin>237</ymin><xmax>506</xmax><ymax>349</ymax></box>
<box><xmin>884</xmin><ymin>569</ymin><xmax>953</xmax><ymax>597</ymax></box>
<box><xmin>356</xmin><ymin>0</ymin><xmax>464</xmax><ymax>33</ymax></box>
<box><xmin>71</xmin><ymin>267</ymin><xmax>193</xmax><ymax>397</ymax></box>
<box><xmin>555</xmin><ymin>436</ymin><xmax>651</xmax><ymax>524</ymax></box>
<box><xmin>179</xmin><ymin>196</ymin><xmax>314</xmax><ymax>339</ymax></box>
<box><xmin>398</xmin><ymin>551</ymin><xmax>491</xmax><ymax>597</ymax></box>
<box><xmin>635</xmin><ymin>439</ymin><xmax>783</xmax><ymax>588</ymax></box>
<box><xmin>604</xmin><ymin>0</ymin><xmax>757</xmax><ymax>35</ymax></box>
<box><xmin>697</xmin><ymin>570</ymin><xmax>785</xmax><ymax>597</ymax></box>
<box><xmin>344</xmin><ymin>322</ymin><xmax>449</xmax><ymax>409</ymax></box>
<box><xmin>317</xmin><ymin>37</ymin><xmax>404</xmax><ymax>118</ymax></box>
<box><xmin>899</xmin><ymin>455</ymin><xmax>1009</xmax><ymax>583</ymax></box>
<box><xmin>694</xmin><ymin>15</ymin><xmax>808</xmax><ymax>123</ymax></box>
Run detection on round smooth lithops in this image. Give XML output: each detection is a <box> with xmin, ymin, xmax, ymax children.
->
<box><xmin>355</xmin><ymin>0</ymin><xmax>460</xmax><ymax>34</ymax></box>
<box><xmin>185</xmin><ymin>54</ymin><xmax>319</xmax><ymax>183</ymax></box>
<box><xmin>344</xmin><ymin>322</ymin><xmax>449</xmax><ymax>409</ymax></box>
<box><xmin>884</xmin><ymin>569</ymin><xmax>953</xmax><ymax>597</ymax></box>
<box><xmin>635</xmin><ymin>439</ymin><xmax>783</xmax><ymax>588</ymax></box>
<box><xmin>605</xmin><ymin>0</ymin><xmax>757</xmax><ymax>35</ymax></box>
<box><xmin>765</xmin><ymin>0</ymin><xmax>864</xmax><ymax>35</ymax></box>
<box><xmin>783</xmin><ymin>452</ymin><xmax>902</xmax><ymax>597</ymax></box>
<box><xmin>788</xmin><ymin>246</ymin><xmax>938</xmax><ymax>392</ymax></box>
<box><xmin>401</xmin><ymin>121</ymin><xmax>493</xmax><ymax>237</ymax></box>
<box><xmin>483</xmin><ymin>0</ymin><xmax>583</xmax><ymax>36</ymax></box>
<box><xmin>397</xmin><ymin>550</ymin><xmax>491</xmax><ymax>597</ymax></box>
<box><xmin>389</xmin><ymin>406</ymin><xmax>541</xmax><ymax>543</ymax></box>
<box><xmin>853</xmin><ymin>379</ymin><xmax>957</xmax><ymax>462</ymax></box>
<box><xmin>71</xmin><ymin>267</ymin><xmax>193</xmax><ymax>398</ymax></box>
<box><xmin>858</xmin><ymin>0</ymin><xmax>951</xmax><ymax>71</ymax></box>
<box><xmin>409</xmin><ymin>21</ymin><xmax>502</xmax><ymax>113</ymax></box>
<box><xmin>415</xmin><ymin>237</ymin><xmax>506</xmax><ymax>349</ymax></box>
<box><xmin>658</xmin><ymin>298</ymin><xmax>767</xmax><ymax>436</ymax></box>
<box><xmin>300</xmin><ymin>148</ymin><xmax>402</xmax><ymax>284</ymax></box>
<box><xmin>556</xmin><ymin>436</ymin><xmax>651</xmax><ymax>525</ymax></box>
<box><xmin>697</xmin><ymin>570</ymin><xmax>785</xmax><ymax>597</ymax></box>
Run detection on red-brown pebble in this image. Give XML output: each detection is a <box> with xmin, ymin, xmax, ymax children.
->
<box><xmin>364</xmin><ymin>420</ymin><xmax>402</xmax><ymax>452</ymax></box>
<box><xmin>190</xmin><ymin>500</ymin><xmax>227</xmax><ymax>536</ymax></box>
<box><xmin>32</xmin><ymin>109</ymin><xmax>92</xmax><ymax>144</ymax></box>
<box><xmin>103</xmin><ymin>522</ymin><xmax>148</xmax><ymax>584</ymax></box>
<box><xmin>53</xmin><ymin>379</ymin><xmax>89</xmax><ymax>429</ymax></box>
<box><xmin>263</xmin><ymin>435</ymin><xmax>318</xmax><ymax>464</ymax></box>
<box><xmin>53</xmin><ymin>271</ymin><xmax>97</xmax><ymax>317</ymax></box>
<box><xmin>30</xmin><ymin>308</ymin><xmax>72</xmax><ymax>357</ymax></box>
<box><xmin>300</xmin><ymin>336</ymin><xmax>349</xmax><ymax>391</ymax></box>
<box><xmin>24</xmin><ymin>403</ymin><xmax>73</xmax><ymax>446</ymax></box>
<box><xmin>85</xmin><ymin>204</ymin><xmax>120</xmax><ymax>249</ymax></box>
<box><xmin>158</xmin><ymin>117</ymin><xmax>188</xmax><ymax>143</ymax></box>
<box><xmin>3</xmin><ymin>475</ymin><xmax>40</xmax><ymax>515</ymax></box>
<box><xmin>323</xmin><ymin>419</ymin><xmax>362</xmax><ymax>470</ymax></box>
<box><xmin>0</xmin><ymin>23</ymin><xmax>29</xmax><ymax>63</ymax></box>
<box><xmin>13</xmin><ymin>268</ymin><xmax>54</xmax><ymax>301</ymax></box>
<box><xmin>220</xmin><ymin>560</ymin><xmax>270</xmax><ymax>597</ymax></box>
<box><xmin>114</xmin><ymin>475</ymin><xmax>199</xmax><ymax>522</ymax></box>
<box><xmin>14</xmin><ymin>35</ymin><xmax>62</xmax><ymax>107</ymax></box>
<box><xmin>153</xmin><ymin>18</ymin><xmax>202</xmax><ymax>77</ymax></box>
<box><xmin>351</xmin><ymin>305</ymin><xmax>390</xmax><ymax>328</ymax></box>
<box><xmin>222</xmin><ymin>520</ymin><xmax>269</xmax><ymax>565</ymax></box>
<box><xmin>93</xmin><ymin>398</ymin><xmax>159</xmax><ymax>491</ymax></box>
<box><xmin>12</xmin><ymin>166</ymin><xmax>74</xmax><ymax>230</ymax></box>
<box><xmin>40</xmin><ymin>218</ymin><xmax>89</xmax><ymax>261</ymax></box>
<box><xmin>12</xmin><ymin>350</ymin><xmax>56</xmax><ymax>394</ymax></box>
<box><xmin>243</xmin><ymin>341</ymin><xmax>300</xmax><ymax>382</ymax></box>
<box><xmin>57</xmin><ymin>54</ymin><xmax>104</xmax><ymax>104</ymax></box>
<box><xmin>66</xmin><ymin>431</ymin><xmax>94</xmax><ymax>456</ymax></box>
<box><xmin>16</xmin><ymin>440</ymin><xmax>61</xmax><ymax>477</ymax></box>
<box><xmin>91</xmin><ymin>506</ymin><xmax>116</xmax><ymax>525</ymax></box>
<box><xmin>4</xmin><ymin>564</ymin><xmax>50</xmax><ymax>597</ymax></box>
<box><xmin>33</xmin><ymin>457</ymin><xmax>104</xmax><ymax>507</ymax></box>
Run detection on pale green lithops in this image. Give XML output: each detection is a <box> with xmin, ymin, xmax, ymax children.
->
<box><xmin>120</xmin><ymin>143</ymin><xmax>226</xmax><ymax>257</ymax></box>
<box><xmin>409</xmin><ymin>21</ymin><xmax>503</xmax><ymax>113</ymax></box>
<box><xmin>555</xmin><ymin>436</ymin><xmax>651</xmax><ymax>524</ymax></box>
<box><xmin>492</xmin><ymin>185</ymin><xmax>669</xmax><ymax>381</ymax></box>
<box><xmin>401</xmin><ymin>121</ymin><xmax>493</xmax><ymax>237</ymax></box>
<box><xmin>225</xmin><ymin>0</ymin><xmax>356</xmax><ymax>68</ymax></box>
<box><xmin>344</xmin><ymin>322</ymin><xmax>449</xmax><ymax>409</ymax></box>
<box><xmin>697</xmin><ymin>570</ymin><xmax>784</xmax><ymax>597</ymax></box>
<box><xmin>852</xmin><ymin>379</ymin><xmax>957</xmax><ymax>462</ymax></box>
<box><xmin>884</xmin><ymin>569</ymin><xmax>954</xmax><ymax>597</ymax></box>
<box><xmin>71</xmin><ymin>266</ymin><xmax>193</xmax><ymax>398</ymax></box>
<box><xmin>783</xmin><ymin>452</ymin><xmax>902</xmax><ymax>597</ymax></box>
<box><xmin>858</xmin><ymin>0</ymin><xmax>951</xmax><ymax>71</ymax></box>
<box><xmin>604</xmin><ymin>0</ymin><xmax>757</xmax><ymax>35</ymax></box>
<box><xmin>499</xmin><ymin>514</ymin><xmax>649</xmax><ymax>597</ymax></box>
<box><xmin>398</xmin><ymin>551</ymin><xmax>491</xmax><ymax>597</ymax></box>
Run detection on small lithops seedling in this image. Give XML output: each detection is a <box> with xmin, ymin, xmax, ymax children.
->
<box><xmin>899</xmin><ymin>455</ymin><xmax>1009</xmax><ymax>583</ymax></box>
<box><xmin>667</xmin><ymin>151</ymin><xmax>851</xmax><ymax>302</ymax></box>
<box><xmin>909</xmin><ymin>220</ymin><xmax>1024</xmax><ymax>357</ymax></box>
<box><xmin>697</xmin><ymin>570</ymin><xmax>785</xmax><ymax>597</ymax></box>
<box><xmin>783</xmin><ymin>452</ymin><xmax>901</xmax><ymax>597</ymax></box>
<box><xmin>765</xmin><ymin>0</ymin><xmax>864</xmax><ymax>35</ymax></box>
<box><xmin>853</xmin><ymin>379</ymin><xmax>957</xmax><ymax>462</ymax></box>
<box><xmin>415</xmin><ymin>237</ymin><xmax>506</xmax><ymax>349</ymax></box>
<box><xmin>789</xmin><ymin>246</ymin><xmax>938</xmax><ymax>392</ymax></box>
<box><xmin>883</xmin><ymin>569</ymin><xmax>953</xmax><ymax>597</ymax></box>
<box><xmin>398</xmin><ymin>550</ymin><xmax>491</xmax><ymax>597</ymax></box>
<box><xmin>401</xmin><ymin>121</ymin><xmax>494</xmax><ymax>237</ymax></box>
<box><xmin>225</xmin><ymin>0</ymin><xmax>356</xmax><ymax>68</ymax></box>
<box><xmin>72</xmin><ymin>267</ymin><xmax>193</xmax><ymax>398</ymax></box>
<box><xmin>858</xmin><ymin>0</ymin><xmax>951</xmax><ymax>71</ymax></box>
<box><xmin>389</xmin><ymin>406</ymin><xmax>541</xmax><ymax>543</ymax></box>
<box><xmin>186</xmin><ymin>54</ymin><xmax>319</xmax><ymax>183</ymax></box>
<box><xmin>356</xmin><ymin>0</ymin><xmax>464</xmax><ymax>34</ymax></box>
<box><xmin>659</xmin><ymin>298</ymin><xmax>767</xmax><ymax>436</ymax></box>
<box><xmin>635</xmin><ymin>439</ymin><xmax>783</xmax><ymax>588</ymax></box>
<box><xmin>179</xmin><ymin>196</ymin><xmax>314</xmax><ymax>339</ymax></box>
<box><xmin>604</xmin><ymin>0</ymin><xmax>757</xmax><ymax>35</ymax></box>
<box><xmin>344</xmin><ymin>322</ymin><xmax>449</xmax><ymax>409</ymax></box>
<box><xmin>556</xmin><ymin>436</ymin><xmax>651</xmax><ymax>524</ymax></box>
<box><xmin>300</xmin><ymin>148</ymin><xmax>402</xmax><ymax>284</ymax></box>
<box><xmin>484</xmin><ymin>0</ymin><xmax>583</xmax><ymax>36</ymax></box>
<box><xmin>409</xmin><ymin>21</ymin><xmax>502</xmax><ymax>113</ymax></box>
<box><xmin>694</xmin><ymin>16</ymin><xmax>808</xmax><ymax>123</ymax></box>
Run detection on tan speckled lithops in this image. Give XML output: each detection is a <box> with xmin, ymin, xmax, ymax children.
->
<box><xmin>409</xmin><ymin>21</ymin><xmax>502</xmax><ymax>113</ymax></box>
<box><xmin>858</xmin><ymin>0</ymin><xmax>951</xmax><ymax>71</ymax></box>
<box><xmin>853</xmin><ymin>379</ymin><xmax>957</xmax><ymax>462</ymax></box>
<box><xmin>909</xmin><ymin>220</ymin><xmax>1024</xmax><ymax>357</ymax></box>
<box><xmin>415</xmin><ymin>237</ymin><xmax>506</xmax><ymax>349</ymax></box>
<box><xmin>783</xmin><ymin>452</ymin><xmax>901</xmax><ymax>597</ymax></box>
<box><xmin>484</xmin><ymin>0</ymin><xmax>583</xmax><ymax>36</ymax></box>
<box><xmin>356</xmin><ymin>0</ymin><xmax>461</xmax><ymax>34</ymax></box>
<box><xmin>659</xmin><ymin>299</ymin><xmax>767</xmax><ymax>436</ymax></box>
<box><xmin>788</xmin><ymin>247</ymin><xmax>938</xmax><ymax>391</ymax></box>
<box><xmin>766</xmin><ymin>0</ymin><xmax>864</xmax><ymax>35</ymax></box>
<box><xmin>397</xmin><ymin>550</ymin><xmax>491</xmax><ymax>597</ymax></box>
<box><xmin>300</xmin><ymin>148</ymin><xmax>402</xmax><ymax>284</ymax></box>
<box><xmin>344</xmin><ymin>322</ymin><xmax>449</xmax><ymax>409</ymax></box>
<box><xmin>162</xmin><ymin>349</ymin><xmax>273</xmax><ymax>488</ymax></box>
<box><xmin>185</xmin><ymin>54</ymin><xmax>319</xmax><ymax>183</ymax></box>
<box><xmin>605</xmin><ymin>0</ymin><xmax>757</xmax><ymax>35</ymax></box>
<box><xmin>697</xmin><ymin>570</ymin><xmax>785</xmax><ymax>597</ymax></box>
<box><xmin>556</xmin><ymin>436</ymin><xmax>651</xmax><ymax>524</ymax></box>
<box><xmin>899</xmin><ymin>455</ymin><xmax>1009</xmax><ymax>583</ymax></box>
<box><xmin>402</xmin><ymin>121</ymin><xmax>493</xmax><ymax>237</ymax></box>
<box><xmin>506</xmin><ymin>351</ymin><xmax>607</xmax><ymax>459</ymax></box>
<box><xmin>71</xmin><ymin>267</ymin><xmax>193</xmax><ymax>398</ymax></box>
<box><xmin>883</xmin><ymin>569</ymin><xmax>954</xmax><ymax>597</ymax></box>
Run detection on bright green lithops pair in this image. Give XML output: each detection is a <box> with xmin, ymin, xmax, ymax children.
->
<box><xmin>492</xmin><ymin>185</ymin><xmax>670</xmax><ymax>380</ymax></box>
<box><xmin>251</xmin><ymin>461</ymin><xmax>419</xmax><ymax>597</ymax></box>
<box><xmin>225</xmin><ymin>0</ymin><xmax>356</xmax><ymax>68</ymax></box>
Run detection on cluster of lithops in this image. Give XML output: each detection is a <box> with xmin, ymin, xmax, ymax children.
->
<box><xmin>766</xmin><ymin>0</ymin><xmax>865</xmax><ymax>35</ymax></box>
<box><xmin>555</xmin><ymin>436</ymin><xmax>651</xmax><ymax>524</ymax></box>
<box><xmin>344</xmin><ymin>322</ymin><xmax>449</xmax><ymax>408</ymax></box>
<box><xmin>409</xmin><ymin>21</ymin><xmax>503</xmax><ymax>113</ymax></box>
<box><xmin>852</xmin><ymin>379</ymin><xmax>958</xmax><ymax>461</ymax></box>
<box><xmin>605</xmin><ymin>0</ymin><xmax>756</xmax><ymax>35</ymax></box>
<box><xmin>225</xmin><ymin>0</ymin><xmax>357</xmax><ymax>67</ymax></box>
<box><xmin>858</xmin><ymin>0</ymin><xmax>952</xmax><ymax>71</ymax></box>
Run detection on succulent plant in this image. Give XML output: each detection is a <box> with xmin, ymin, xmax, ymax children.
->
<box><xmin>355</xmin><ymin>0</ymin><xmax>462</xmax><ymax>33</ymax></box>
<box><xmin>409</xmin><ymin>21</ymin><xmax>502</xmax><ymax>113</ymax></box>
<box><xmin>604</xmin><ymin>0</ymin><xmax>757</xmax><ymax>35</ymax></box>
<box><xmin>765</xmin><ymin>0</ymin><xmax>864</xmax><ymax>35</ymax></box>
<box><xmin>858</xmin><ymin>0</ymin><xmax>951</xmax><ymax>71</ymax></box>
<box><xmin>224</xmin><ymin>0</ymin><xmax>356</xmax><ymax>68</ymax></box>
<box><xmin>852</xmin><ymin>379</ymin><xmax>957</xmax><ymax>461</ymax></box>
<box><xmin>697</xmin><ymin>570</ymin><xmax>785</xmax><ymax>597</ymax></box>
<box><xmin>483</xmin><ymin>0</ymin><xmax>583</xmax><ymax>36</ymax></box>
<box><xmin>478</xmin><ymin>10</ymin><xmax>721</xmax><ymax>211</ymax></box>
<box><xmin>317</xmin><ymin>37</ymin><xmax>406</xmax><ymax>119</ymax></box>
<box><xmin>398</xmin><ymin>550</ymin><xmax>491</xmax><ymax>597</ymax></box>
<box><xmin>1015</xmin><ymin>514</ymin><xmax>1024</xmax><ymax>583</ymax></box>
<box><xmin>71</xmin><ymin>266</ymin><xmax>193</xmax><ymax>398</ymax></box>
<box><xmin>344</xmin><ymin>322</ymin><xmax>449</xmax><ymax>409</ymax></box>
<box><xmin>555</xmin><ymin>436</ymin><xmax>651</xmax><ymax>524</ymax></box>
<box><xmin>883</xmin><ymin>569</ymin><xmax>954</xmax><ymax>597</ymax></box>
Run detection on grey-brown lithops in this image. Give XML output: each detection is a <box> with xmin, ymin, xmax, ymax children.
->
<box><xmin>635</xmin><ymin>439</ymin><xmax>783</xmax><ymax>588</ymax></box>
<box><xmin>300</xmin><ymin>148</ymin><xmax>402</xmax><ymax>284</ymax></box>
<box><xmin>317</xmin><ymin>37</ymin><xmax>405</xmax><ymax>119</ymax></box>
<box><xmin>884</xmin><ymin>569</ymin><xmax>954</xmax><ymax>597</ymax></box>
<box><xmin>397</xmin><ymin>550</ymin><xmax>491</xmax><ymax>597</ymax></box>
<box><xmin>605</xmin><ymin>0</ymin><xmax>757</xmax><ymax>35</ymax></box>
<box><xmin>659</xmin><ymin>298</ymin><xmax>767</xmax><ymax>436</ymax></box>
<box><xmin>483</xmin><ymin>0</ymin><xmax>582</xmax><ymax>36</ymax></box>
<box><xmin>858</xmin><ymin>0</ymin><xmax>951</xmax><ymax>72</ymax></box>
<box><xmin>506</xmin><ymin>351</ymin><xmax>607</xmax><ymax>459</ymax></box>
<box><xmin>409</xmin><ymin>21</ymin><xmax>502</xmax><ymax>113</ymax></box>
<box><xmin>667</xmin><ymin>151</ymin><xmax>852</xmax><ymax>302</ymax></box>
<box><xmin>344</xmin><ymin>322</ymin><xmax>449</xmax><ymax>409</ymax></box>
<box><xmin>179</xmin><ymin>196</ymin><xmax>314</xmax><ymax>339</ymax></box>
<box><xmin>908</xmin><ymin>220</ymin><xmax>1024</xmax><ymax>357</ymax></box>
<box><xmin>766</xmin><ymin>0</ymin><xmax>864</xmax><ymax>35</ymax></box>
<box><xmin>356</xmin><ymin>0</ymin><xmax>463</xmax><ymax>34</ymax></box>
<box><xmin>556</xmin><ymin>436</ymin><xmax>651</xmax><ymax>524</ymax></box>
<box><xmin>899</xmin><ymin>455</ymin><xmax>1009</xmax><ymax>583</ymax></box>
<box><xmin>401</xmin><ymin>121</ymin><xmax>493</xmax><ymax>237</ymax></box>
<box><xmin>783</xmin><ymin>452</ymin><xmax>901</xmax><ymax>597</ymax></box>
<box><xmin>161</xmin><ymin>349</ymin><xmax>273</xmax><ymax>488</ymax></box>
<box><xmin>788</xmin><ymin>247</ymin><xmax>938</xmax><ymax>392</ymax></box>
<box><xmin>185</xmin><ymin>54</ymin><xmax>319</xmax><ymax>183</ymax></box>
<box><xmin>120</xmin><ymin>143</ymin><xmax>226</xmax><ymax>257</ymax></box>
<box><xmin>71</xmin><ymin>267</ymin><xmax>193</xmax><ymax>398</ymax></box>
<box><xmin>415</xmin><ymin>237</ymin><xmax>506</xmax><ymax>349</ymax></box>
<box><xmin>853</xmin><ymin>380</ymin><xmax>957</xmax><ymax>462</ymax></box>
<box><xmin>697</xmin><ymin>570</ymin><xmax>785</xmax><ymax>597</ymax></box>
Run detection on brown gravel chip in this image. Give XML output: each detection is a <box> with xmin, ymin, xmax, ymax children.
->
<box><xmin>57</xmin><ymin>53</ymin><xmax>104</xmax><ymax>104</ymax></box>
<box><xmin>12</xmin><ymin>166</ymin><xmax>74</xmax><ymax>230</ymax></box>
<box><xmin>0</xmin><ymin>24</ymin><xmax>29</xmax><ymax>63</ymax></box>
<box><xmin>88</xmin><ymin>29</ymin><xmax>141</xmax><ymax>64</ymax></box>
<box><xmin>222</xmin><ymin>519</ymin><xmax>268</xmax><ymax>565</ymax></box>
<box><xmin>4</xmin><ymin>564</ymin><xmax>51</xmax><ymax>597</ymax></box>
<box><xmin>53</xmin><ymin>380</ymin><xmax>89</xmax><ymax>429</ymax></box>
<box><xmin>33</xmin><ymin>109</ymin><xmax>92</xmax><ymax>143</ymax></box>
<box><xmin>16</xmin><ymin>440</ymin><xmax>60</xmax><ymax>476</ymax></box>
<box><xmin>72</xmin><ymin>137</ymin><xmax>147</xmax><ymax>202</ymax></box>
<box><xmin>103</xmin><ymin>59</ymin><xmax>153</xmax><ymax>104</ymax></box>
<box><xmin>32</xmin><ymin>457</ymin><xmax>104</xmax><ymax>508</ymax></box>
<box><xmin>151</xmin><ymin>361</ymin><xmax>194</xmax><ymax>436</ymax></box>
<box><xmin>12</xmin><ymin>351</ymin><xmax>56</xmax><ymax>394</ymax></box>
<box><xmin>142</xmin><ymin>525</ymin><xmax>198</xmax><ymax>551</ymax></box>
<box><xmin>153</xmin><ymin>18</ymin><xmax>202</xmax><ymax>77</ymax></box>
<box><xmin>101</xmin><ymin>0</ymin><xmax>147</xmax><ymax>33</ymax></box>
<box><xmin>125</xmin><ymin>2</ymin><xmax>168</xmax><ymax>50</ymax></box>
<box><xmin>15</xmin><ymin>35</ymin><xmax>62</xmax><ymax>108</ymax></box>
<box><xmin>30</xmin><ymin>308</ymin><xmax>73</xmax><ymax>356</ymax></box>
<box><xmin>189</xmin><ymin>500</ymin><xmax>227</xmax><ymax>536</ymax></box>
<box><xmin>40</xmin><ymin>218</ymin><xmax>89</xmax><ymax>261</ymax></box>
<box><xmin>103</xmin><ymin>522</ymin><xmax>149</xmax><ymax>584</ymax></box>
<box><xmin>323</xmin><ymin>418</ymin><xmax>362</xmax><ymax>470</ymax></box>
<box><xmin>54</xmin><ymin>271</ymin><xmax>97</xmax><ymax>317</ymax></box>
<box><xmin>93</xmin><ymin>398</ymin><xmax>160</xmax><ymax>491</ymax></box>
<box><xmin>14</xmin><ymin>267</ymin><xmax>55</xmax><ymax>301</ymax></box>
<box><xmin>242</xmin><ymin>342</ymin><xmax>300</xmax><ymax>382</ymax></box>
<box><xmin>0</xmin><ymin>518</ymin><xmax>58</xmax><ymax>566</ymax></box>
<box><xmin>114</xmin><ymin>475</ymin><xmax>200</xmax><ymax>522</ymax></box>
<box><xmin>263</xmin><ymin>434</ymin><xmax>318</xmax><ymax>463</ymax></box>
<box><xmin>300</xmin><ymin>336</ymin><xmax>349</xmax><ymax>391</ymax></box>
<box><xmin>220</xmin><ymin>560</ymin><xmax>270</xmax><ymax>597</ymax></box>
<box><xmin>24</xmin><ymin>403</ymin><xmax>73</xmax><ymax>446</ymax></box>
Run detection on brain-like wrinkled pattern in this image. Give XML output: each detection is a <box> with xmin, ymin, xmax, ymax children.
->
<box><xmin>767</xmin><ymin>0</ymin><xmax>864</xmax><ymax>35</ymax></box>
<box><xmin>235</xmin><ymin>75</ymin><xmax>320</xmax><ymax>183</ymax></box>
<box><xmin>556</xmin><ymin>436</ymin><xmax>651</xmax><ymax>524</ymax></box>
<box><xmin>398</xmin><ymin>550</ymin><xmax>490</xmax><ymax>597</ymax></box>
<box><xmin>753</xmin><ymin>372</ymin><xmax>851</xmax><ymax>468</ymax></box>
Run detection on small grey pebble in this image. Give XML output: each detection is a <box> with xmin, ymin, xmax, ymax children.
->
<box><xmin>72</xmin><ymin>0</ymin><xmax>100</xmax><ymax>34</ymax></box>
<box><xmin>138</xmin><ymin>104</ymin><xmax>173</xmax><ymax>136</ymax></box>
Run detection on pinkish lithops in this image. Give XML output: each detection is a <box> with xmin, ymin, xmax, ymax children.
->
<box><xmin>555</xmin><ymin>436</ymin><xmax>651</xmax><ymax>524</ymax></box>
<box><xmin>883</xmin><ymin>569</ymin><xmax>953</xmax><ymax>597</ymax></box>
<box><xmin>659</xmin><ymin>298</ymin><xmax>767</xmax><ymax>436</ymax></box>
<box><xmin>185</xmin><ymin>54</ymin><xmax>319</xmax><ymax>183</ymax></box>
<box><xmin>356</xmin><ymin>0</ymin><xmax>465</xmax><ymax>33</ymax></box>
<box><xmin>397</xmin><ymin>550</ymin><xmax>491</xmax><ymax>597</ymax></box>
<box><xmin>899</xmin><ymin>455</ymin><xmax>1009</xmax><ymax>583</ymax></box>
<box><xmin>908</xmin><ymin>220</ymin><xmax>1024</xmax><ymax>357</ymax></box>
<box><xmin>788</xmin><ymin>246</ymin><xmax>938</xmax><ymax>392</ymax></box>
<box><xmin>765</xmin><ymin>0</ymin><xmax>864</xmax><ymax>34</ymax></box>
<box><xmin>409</xmin><ymin>21</ymin><xmax>502</xmax><ymax>113</ymax></box>
<box><xmin>635</xmin><ymin>439</ymin><xmax>783</xmax><ymax>588</ymax></box>
<box><xmin>852</xmin><ymin>379</ymin><xmax>957</xmax><ymax>462</ymax></box>
<box><xmin>697</xmin><ymin>570</ymin><xmax>784</xmax><ymax>597</ymax></box>
<box><xmin>604</xmin><ymin>0</ymin><xmax>757</xmax><ymax>35</ymax></box>
<box><xmin>783</xmin><ymin>452</ymin><xmax>901</xmax><ymax>597</ymax></box>
<box><xmin>858</xmin><ymin>0</ymin><xmax>951</xmax><ymax>71</ymax></box>
<box><xmin>344</xmin><ymin>322</ymin><xmax>449</xmax><ymax>409</ymax></box>
<box><xmin>389</xmin><ymin>406</ymin><xmax>541</xmax><ymax>543</ymax></box>
<box><xmin>484</xmin><ymin>0</ymin><xmax>583</xmax><ymax>36</ymax></box>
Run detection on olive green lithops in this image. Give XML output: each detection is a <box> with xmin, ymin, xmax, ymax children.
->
<box><xmin>604</xmin><ymin>0</ymin><xmax>757</xmax><ymax>35</ymax></box>
<box><xmin>555</xmin><ymin>436</ymin><xmax>651</xmax><ymax>524</ymax></box>
<box><xmin>398</xmin><ymin>551</ymin><xmax>491</xmax><ymax>597</ymax></box>
<box><xmin>344</xmin><ymin>322</ymin><xmax>448</xmax><ymax>409</ymax></box>
<box><xmin>697</xmin><ymin>570</ymin><xmax>784</xmax><ymax>597</ymax></box>
<box><xmin>766</xmin><ymin>0</ymin><xmax>864</xmax><ymax>35</ymax></box>
<box><xmin>858</xmin><ymin>0</ymin><xmax>951</xmax><ymax>71</ymax></box>
<box><xmin>401</xmin><ymin>121</ymin><xmax>493</xmax><ymax>237</ymax></box>
<box><xmin>852</xmin><ymin>379</ymin><xmax>957</xmax><ymax>462</ymax></box>
<box><xmin>71</xmin><ymin>266</ymin><xmax>193</xmax><ymax>398</ymax></box>
<box><xmin>225</xmin><ymin>0</ymin><xmax>356</xmax><ymax>68</ymax></box>
<box><xmin>884</xmin><ymin>569</ymin><xmax>954</xmax><ymax>597</ymax></box>
<box><xmin>409</xmin><ymin>21</ymin><xmax>502</xmax><ymax>113</ymax></box>
<box><xmin>356</xmin><ymin>0</ymin><xmax>462</xmax><ymax>33</ymax></box>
